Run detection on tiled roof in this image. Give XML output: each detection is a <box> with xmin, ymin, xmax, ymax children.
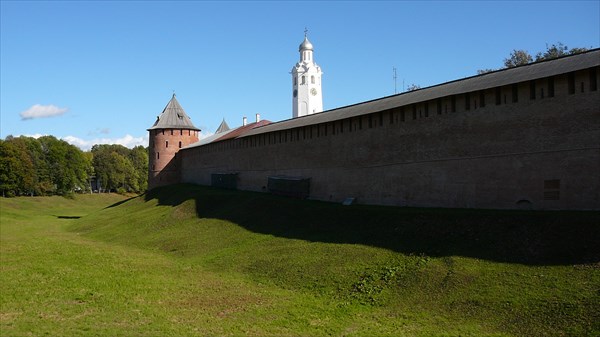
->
<box><xmin>214</xmin><ymin>120</ymin><xmax>272</xmax><ymax>142</ymax></box>
<box><xmin>148</xmin><ymin>94</ymin><xmax>200</xmax><ymax>131</ymax></box>
<box><xmin>183</xmin><ymin>120</ymin><xmax>272</xmax><ymax>149</ymax></box>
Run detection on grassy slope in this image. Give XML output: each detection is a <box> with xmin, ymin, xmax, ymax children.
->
<box><xmin>1</xmin><ymin>185</ymin><xmax>599</xmax><ymax>336</ymax></box>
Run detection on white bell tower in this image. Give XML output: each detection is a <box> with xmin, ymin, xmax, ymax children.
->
<box><xmin>291</xmin><ymin>30</ymin><xmax>323</xmax><ymax>118</ymax></box>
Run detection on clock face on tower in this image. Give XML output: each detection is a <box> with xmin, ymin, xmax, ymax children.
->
<box><xmin>310</xmin><ymin>88</ymin><xmax>318</xmax><ymax>96</ymax></box>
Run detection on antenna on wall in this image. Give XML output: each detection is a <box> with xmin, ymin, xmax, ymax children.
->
<box><xmin>393</xmin><ymin>67</ymin><xmax>397</xmax><ymax>94</ymax></box>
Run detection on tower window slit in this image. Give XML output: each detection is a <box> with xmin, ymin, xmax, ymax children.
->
<box><xmin>479</xmin><ymin>91</ymin><xmax>485</xmax><ymax>107</ymax></box>
<box><xmin>495</xmin><ymin>87</ymin><xmax>502</xmax><ymax>105</ymax></box>
<box><xmin>548</xmin><ymin>77</ymin><xmax>555</xmax><ymax>97</ymax></box>
<box><xmin>568</xmin><ymin>72</ymin><xmax>575</xmax><ymax>94</ymax></box>
<box><xmin>451</xmin><ymin>96</ymin><xmax>456</xmax><ymax>112</ymax></box>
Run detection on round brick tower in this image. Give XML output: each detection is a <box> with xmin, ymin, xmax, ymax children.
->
<box><xmin>147</xmin><ymin>94</ymin><xmax>200</xmax><ymax>190</ymax></box>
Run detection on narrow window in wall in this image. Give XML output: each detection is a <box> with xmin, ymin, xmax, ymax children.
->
<box><xmin>301</xmin><ymin>76</ymin><xmax>306</xmax><ymax>85</ymax></box>
<box><xmin>340</xmin><ymin>121</ymin><xmax>344</xmax><ymax>134</ymax></box>
<box><xmin>368</xmin><ymin>115</ymin><xmax>373</xmax><ymax>128</ymax></box>
<box><xmin>495</xmin><ymin>87</ymin><xmax>502</xmax><ymax>105</ymax></box>
<box><xmin>180</xmin><ymin>129</ymin><xmax>183</xmax><ymax>135</ymax></box>
<box><xmin>294</xmin><ymin>77</ymin><xmax>297</xmax><ymax>85</ymax></box>
<box><xmin>412</xmin><ymin>105</ymin><xmax>417</xmax><ymax>120</ymax></box>
<box><xmin>297</xmin><ymin>129</ymin><xmax>300</xmax><ymax>140</ymax></box>
<box><xmin>157</xmin><ymin>152</ymin><xmax>159</xmax><ymax>159</ymax></box>
<box><xmin>568</xmin><ymin>72</ymin><xmax>575</xmax><ymax>94</ymax></box>
<box><xmin>437</xmin><ymin>99</ymin><xmax>442</xmax><ymax>114</ymax></box>
<box><xmin>166</xmin><ymin>141</ymin><xmax>169</xmax><ymax>148</ymax></box>
<box><xmin>379</xmin><ymin>112</ymin><xmax>383</xmax><ymax>126</ymax></box>
<box><xmin>474</xmin><ymin>99</ymin><xmax>478</xmax><ymax>109</ymax></box>
<box><xmin>541</xmin><ymin>88</ymin><xmax>545</xmax><ymax>98</ymax></box>
<box><xmin>162</xmin><ymin>130</ymin><xmax>164</xmax><ymax>135</ymax></box>
<box><xmin>424</xmin><ymin>103</ymin><xmax>429</xmax><ymax>117</ymax></box>
<box><xmin>324</xmin><ymin>124</ymin><xmax>328</xmax><ymax>136</ymax></box>
<box><xmin>400</xmin><ymin>107</ymin><xmax>405</xmax><ymax>122</ymax></box>
<box><xmin>171</xmin><ymin>130</ymin><xmax>173</xmax><ymax>135</ymax></box>
<box><xmin>479</xmin><ymin>91</ymin><xmax>485</xmax><ymax>107</ymax></box>
<box><xmin>152</xmin><ymin>164</ymin><xmax>155</xmax><ymax>170</ymax></box>
<box><xmin>358</xmin><ymin>118</ymin><xmax>362</xmax><ymax>130</ymax></box>
<box><xmin>179</xmin><ymin>141</ymin><xmax>182</xmax><ymax>148</ymax></box>
<box><xmin>530</xmin><ymin>80</ymin><xmax>536</xmax><ymax>100</ymax></box>
<box><xmin>389</xmin><ymin>110</ymin><xmax>394</xmax><ymax>124</ymax></box>
<box><xmin>465</xmin><ymin>93</ymin><xmax>471</xmax><ymax>110</ymax></box>
<box><xmin>332</xmin><ymin>122</ymin><xmax>336</xmax><ymax>135</ymax></box>
<box><xmin>580</xmin><ymin>82</ymin><xmax>585</xmax><ymax>93</ymax></box>
<box><xmin>188</xmin><ymin>130</ymin><xmax>191</xmax><ymax>135</ymax></box>
<box><xmin>590</xmin><ymin>67</ymin><xmax>598</xmax><ymax>91</ymax></box>
<box><xmin>548</xmin><ymin>77</ymin><xmax>555</xmax><ymax>97</ymax></box>
<box><xmin>311</xmin><ymin>76</ymin><xmax>315</xmax><ymax>84</ymax></box>
<box><xmin>512</xmin><ymin>84</ymin><xmax>518</xmax><ymax>103</ymax></box>
<box><xmin>451</xmin><ymin>95</ymin><xmax>456</xmax><ymax>112</ymax></box>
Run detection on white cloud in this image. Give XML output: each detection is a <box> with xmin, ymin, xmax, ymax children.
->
<box><xmin>20</xmin><ymin>104</ymin><xmax>68</xmax><ymax>120</ymax></box>
<box><xmin>23</xmin><ymin>133</ymin><xmax>48</xmax><ymax>139</ymax></box>
<box><xmin>62</xmin><ymin>134</ymin><xmax>149</xmax><ymax>151</ymax></box>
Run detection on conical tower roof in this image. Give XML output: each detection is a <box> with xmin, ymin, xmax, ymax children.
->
<box><xmin>215</xmin><ymin>119</ymin><xmax>230</xmax><ymax>133</ymax></box>
<box><xmin>148</xmin><ymin>94</ymin><xmax>200</xmax><ymax>131</ymax></box>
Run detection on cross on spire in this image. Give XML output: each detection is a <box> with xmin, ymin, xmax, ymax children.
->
<box><xmin>304</xmin><ymin>27</ymin><xmax>308</xmax><ymax>37</ymax></box>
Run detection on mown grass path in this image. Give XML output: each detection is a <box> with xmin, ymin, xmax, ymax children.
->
<box><xmin>1</xmin><ymin>188</ymin><xmax>599</xmax><ymax>336</ymax></box>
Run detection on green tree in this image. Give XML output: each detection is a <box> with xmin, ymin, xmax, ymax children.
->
<box><xmin>535</xmin><ymin>42</ymin><xmax>589</xmax><ymax>62</ymax></box>
<box><xmin>0</xmin><ymin>138</ymin><xmax>35</xmax><ymax>196</ymax></box>
<box><xmin>405</xmin><ymin>84</ymin><xmax>421</xmax><ymax>92</ymax></box>
<box><xmin>503</xmin><ymin>49</ymin><xmax>533</xmax><ymax>68</ymax></box>
<box><xmin>91</xmin><ymin>144</ymin><xmax>140</xmax><ymax>193</ymax></box>
<box><xmin>129</xmin><ymin>146</ymin><xmax>149</xmax><ymax>192</ymax></box>
<box><xmin>38</xmin><ymin>136</ymin><xmax>90</xmax><ymax>195</ymax></box>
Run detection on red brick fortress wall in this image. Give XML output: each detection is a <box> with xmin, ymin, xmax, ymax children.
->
<box><xmin>179</xmin><ymin>67</ymin><xmax>600</xmax><ymax>210</ymax></box>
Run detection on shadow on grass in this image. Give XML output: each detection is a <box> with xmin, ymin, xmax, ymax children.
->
<box><xmin>105</xmin><ymin>196</ymin><xmax>138</xmax><ymax>209</ymax></box>
<box><xmin>144</xmin><ymin>184</ymin><xmax>600</xmax><ymax>266</ymax></box>
<box><xmin>56</xmin><ymin>215</ymin><xmax>81</xmax><ymax>219</ymax></box>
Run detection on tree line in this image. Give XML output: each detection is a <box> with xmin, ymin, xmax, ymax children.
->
<box><xmin>0</xmin><ymin>135</ymin><xmax>148</xmax><ymax>197</ymax></box>
<box><xmin>477</xmin><ymin>42</ymin><xmax>590</xmax><ymax>74</ymax></box>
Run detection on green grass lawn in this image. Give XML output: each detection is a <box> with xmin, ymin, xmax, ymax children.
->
<box><xmin>1</xmin><ymin>184</ymin><xmax>599</xmax><ymax>336</ymax></box>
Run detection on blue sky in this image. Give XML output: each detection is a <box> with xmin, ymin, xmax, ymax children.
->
<box><xmin>1</xmin><ymin>1</ymin><xmax>599</xmax><ymax>150</ymax></box>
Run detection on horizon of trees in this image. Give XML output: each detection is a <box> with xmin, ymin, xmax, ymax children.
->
<box><xmin>477</xmin><ymin>42</ymin><xmax>591</xmax><ymax>74</ymax></box>
<box><xmin>0</xmin><ymin>135</ymin><xmax>148</xmax><ymax>197</ymax></box>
